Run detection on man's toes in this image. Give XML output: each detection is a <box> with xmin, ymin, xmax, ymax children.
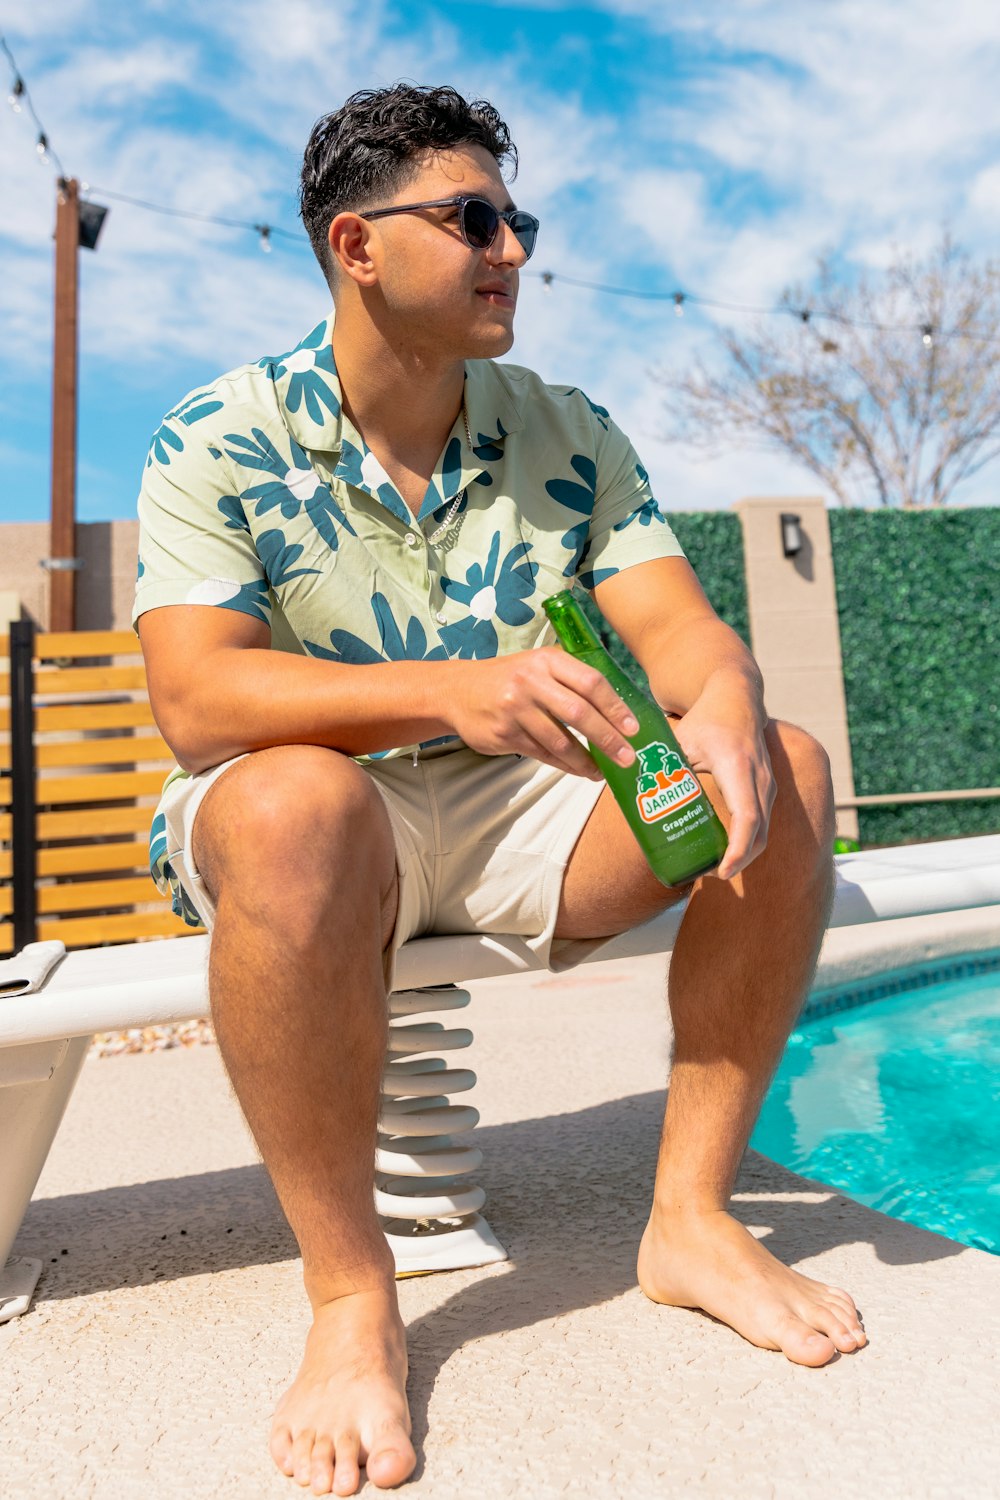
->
<box><xmin>331</xmin><ymin>1432</ymin><xmax>361</xmax><ymax>1496</ymax></box>
<box><xmin>366</xmin><ymin>1438</ymin><xmax>416</xmax><ymax>1489</ymax></box>
<box><xmin>309</xmin><ymin>1435</ymin><xmax>335</xmax><ymax>1495</ymax></box>
<box><xmin>778</xmin><ymin>1315</ymin><xmax>837</xmax><ymax>1366</ymax></box>
<box><xmin>292</xmin><ymin>1428</ymin><xmax>318</xmax><ymax>1486</ymax></box>
<box><xmin>270</xmin><ymin>1424</ymin><xmax>295</xmax><ymax>1476</ymax></box>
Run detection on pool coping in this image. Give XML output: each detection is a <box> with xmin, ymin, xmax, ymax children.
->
<box><xmin>804</xmin><ymin>944</ymin><xmax>1000</xmax><ymax>1020</ymax></box>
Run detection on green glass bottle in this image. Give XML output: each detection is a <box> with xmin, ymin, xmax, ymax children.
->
<box><xmin>543</xmin><ymin>590</ymin><xmax>728</xmax><ymax>887</ymax></box>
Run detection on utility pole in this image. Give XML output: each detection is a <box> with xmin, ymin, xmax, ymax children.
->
<box><xmin>44</xmin><ymin>177</ymin><xmax>108</xmax><ymax>631</ymax></box>
<box><xmin>46</xmin><ymin>176</ymin><xmax>81</xmax><ymax>632</ymax></box>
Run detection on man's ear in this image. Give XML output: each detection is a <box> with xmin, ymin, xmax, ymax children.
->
<box><xmin>329</xmin><ymin>212</ymin><xmax>379</xmax><ymax>288</ymax></box>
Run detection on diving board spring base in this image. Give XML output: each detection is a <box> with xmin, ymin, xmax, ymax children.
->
<box><xmin>0</xmin><ymin>1256</ymin><xmax>44</xmax><ymax>1324</ymax></box>
<box><xmin>379</xmin><ymin>985</ymin><xmax>508</xmax><ymax>1275</ymax></box>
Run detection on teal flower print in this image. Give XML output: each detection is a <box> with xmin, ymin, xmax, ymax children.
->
<box><xmin>172</xmin><ymin>388</ymin><xmax>224</xmax><ymax>427</ymax></box>
<box><xmin>259</xmin><ymin>319</ymin><xmax>341</xmax><ymax>426</ymax></box>
<box><xmin>439</xmin><ymin>532</ymin><xmax>538</xmax><ymax>659</ymax></box>
<box><xmin>136</xmin><ymin>556</ymin><xmax>145</xmax><ymax>580</ymax></box>
<box><xmin>441</xmin><ymin>436</ymin><xmax>463</xmax><ymax>496</ymax></box>
<box><xmin>613</xmin><ymin>468</ymin><xmax>666</xmax><ymax>532</ymax></box>
<box><xmin>145</xmin><ymin>389</ymin><xmax>224</xmax><ymax>468</ymax></box>
<box><xmin>335</xmin><ymin>437</ymin><xmax>409</xmax><ymax>523</ymax></box>
<box><xmin>217</xmin><ymin>495</ymin><xmax>250</xmax><ymax>532</ymax></box>
<box><xmin>613</xmin><ymin>494</ymin><xmax>668</xmax><ymax>531</ymax></box>
<box><xmin>257</xmin><ymin>529</ymin><xmax>320</xmax><ymax>589</ymax></box>
<box><xmin>471</xmin><ymin>422</ymin><xmax>506</xmax><ymax>462</ymax></box>
<box><xmin>183</xmin><ymin>576</ymin><xmax>272</xmax><ymax>624</ymax></box>
<box><xmin>562</xmin><ymin>388</ymin><xmax>610</xmax><ymax>431</ymax></box>
<box><xmin>304</xmin><ymin>593</ymin><xmax>448</xmax><ymax>665</ymax></box>
<box><xmin>146</xmin><ymin>420</ymin><xmax>184</xmax><ymax>468</ymax></box>
<box><xmin>217</xmin><ymin>579</ymin><xmax>271</xmax><ymax>623</ymax></box>
<box><xmin>149</xmin><ymin>811</ymin><xmax>202</xmax><ymax>926</ymax></box>
<box><xmin>225</xmin><ymin>428</ymin><xmax>356</xmax><ymax>550</ymax></box>
<box><xmin>578</xmin><ymin>566</ymin><xmax>619</xmax><ymax>591</ymax></box>
<box><xmin>545</xmin><ymin>454</ymin><xmax>597</xmax><ymax>575</ymax></box>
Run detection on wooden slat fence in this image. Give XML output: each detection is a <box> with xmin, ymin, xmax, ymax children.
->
<box><xmin>0</xmin><ymin>623</ymin><xmax>204</xmax><ymax>954</ymax></box>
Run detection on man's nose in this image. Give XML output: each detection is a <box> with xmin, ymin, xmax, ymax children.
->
<box><xmin>487</xmin><ymin>219</ymin><xmax>528</xmax><ymax>269</ymax></box>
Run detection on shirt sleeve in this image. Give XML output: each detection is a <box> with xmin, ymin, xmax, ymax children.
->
<box><xmin>132</xmin><ymin>409</ymin><xmax>271</xmax><ymax>630</ymax></box>
<box><xmin>575</xmin><ymin>412</ymin><xmax>685</xmax><ymax>592</ymax></box>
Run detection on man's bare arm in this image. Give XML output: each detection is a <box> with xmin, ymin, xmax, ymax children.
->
<box><xmin>592</xmin><ymin>556</ymin><xmax>764</xmax><ymax>722</ymax></box>
<box><xmin>138</xmin><ymin>604</ymin><xmax>640</xmax><ymax>779</ymax></box>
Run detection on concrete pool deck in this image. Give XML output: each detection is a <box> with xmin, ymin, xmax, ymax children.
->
<box><xmin>3</xmin><ymin>907</ymin><xmax>999</xmax><ymax>1499</ymax></box>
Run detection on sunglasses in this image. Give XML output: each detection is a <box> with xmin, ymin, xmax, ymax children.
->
<box><xmin>361</xmin><ymin>195</ymin><xmax>539</xmax><ymax>260</ymax></box>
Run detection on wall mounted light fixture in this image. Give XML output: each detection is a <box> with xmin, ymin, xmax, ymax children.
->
<box><xmin>780</xmin><ymin>512</ymin><xmax>803</xmax><ymax>558</ymax></box>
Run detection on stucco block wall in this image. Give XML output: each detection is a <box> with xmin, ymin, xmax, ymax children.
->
<box><xmin>0</xmin><ymin>520</ymin><xmax>139</xmax><ymax>630</ymax></box>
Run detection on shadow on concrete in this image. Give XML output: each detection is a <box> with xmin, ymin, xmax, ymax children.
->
<box><xmin>15</xmin><ymin>1089</ymin><xmax>965</xmax><ymax>1327</ymax></box>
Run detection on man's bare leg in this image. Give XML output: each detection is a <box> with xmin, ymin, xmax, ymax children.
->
<box><xmin>191</xmin><ymin>745</ymin><xmax>415</xmax><ymax>1495</ymax></box>
<box><xmin>556</xmin><ymin>720</ymin><xmax>867</xmax><ymax>1366</ymax></box>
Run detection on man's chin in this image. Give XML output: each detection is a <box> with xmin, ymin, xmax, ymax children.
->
<box><xmin>466</xmin><ymin>323</ymin><xmax>516</xmax><ymax>359</ymax></box>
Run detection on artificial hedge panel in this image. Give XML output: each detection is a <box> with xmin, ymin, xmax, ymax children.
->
<box><xmin>828</xmin><ymin>507</ymin><xmax>1000</xmax><ymax>845</ymax></box>
<box><xmin>581</xmin><ymin>509</ymin><xmax>751</xmax><ymax>688</ymax></box>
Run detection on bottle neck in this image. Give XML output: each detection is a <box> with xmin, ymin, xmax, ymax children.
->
<box><xmin>543</xmin><ymin>590</ymin><xmax>603</xmax><ymax>656</ymax></box>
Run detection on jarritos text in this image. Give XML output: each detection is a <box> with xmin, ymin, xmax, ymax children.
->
<box><xmin>634</xmin><ymin>741</ymin><xmax>703</xmax><ymax>823</ymax></box>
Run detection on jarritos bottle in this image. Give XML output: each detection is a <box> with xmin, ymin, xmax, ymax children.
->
<box><xmin>543</xmin><ymin>590</ymin><xmax>728</xmax><ymax>887</ymax></box>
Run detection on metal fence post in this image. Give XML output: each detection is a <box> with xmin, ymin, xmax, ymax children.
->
<box><xmin>10</xmin><ymin>619</ymin><xmax>38</xmax><ymax>953</ymax></box>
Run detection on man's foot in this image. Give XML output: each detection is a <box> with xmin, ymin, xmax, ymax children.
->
<box><xmin>637</xmin><ymin>1207</ymin><xmax>867</xmax><ymax>1367</ymax></box>
<box><xmin>270</xmin><ymin>1285</ymin><xmax>415</xmax><ymax>1495</ymax></box>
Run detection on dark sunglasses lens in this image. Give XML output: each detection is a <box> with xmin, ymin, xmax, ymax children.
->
<box><xmin>462</xmin><ymin>199</ymin><xmax>501</xmax><ymax>248</ymax></box>
<box><xmin>510</xmin><ymin>213</ymin><xmax>538</xmax><ymax>259</ymax></box>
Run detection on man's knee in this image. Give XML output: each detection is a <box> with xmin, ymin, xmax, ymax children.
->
<box><xmin>193</xmin><ymin>745</ymin><xmax>395</xmax><ymax>908</ymax></box>
<box><xmin>768</xmin><ymin>720</ymin><xmax>836</xmax><ymax>847</ymax></box>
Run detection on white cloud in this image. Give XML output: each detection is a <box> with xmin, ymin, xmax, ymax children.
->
<box><xmin>5</xmin><ymin>0</ymin><xmax>1000</xmax><ymax>520</ymax></box>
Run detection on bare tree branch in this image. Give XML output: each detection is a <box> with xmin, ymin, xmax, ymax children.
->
<box><xmin>655</xmin><ymin>233</ymin><xmax>1000</xmax><ymax>508</ymax></box>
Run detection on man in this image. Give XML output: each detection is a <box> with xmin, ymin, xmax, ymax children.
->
<box><xmin>135</xmin><ymin>83</ymin><xmax>865</xmax><ymax>1498</ymax></box>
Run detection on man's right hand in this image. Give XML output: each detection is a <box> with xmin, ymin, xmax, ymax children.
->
<box><xmin>447</xmin><ymin>647</ymin><xmax>639</xmax><ymax>780</ymax></box>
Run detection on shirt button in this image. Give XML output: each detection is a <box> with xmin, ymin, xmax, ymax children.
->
<box><xmin>405</xmin><ymin>533</ymin><xmax>418</xmax><ymax>547</ymax></box>
<box><xmin>435</xmin><ymin>611</ymin><xmax>446</xmax><ymax>623</ymax></box>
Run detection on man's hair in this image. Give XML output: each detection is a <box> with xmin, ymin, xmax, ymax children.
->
<box><xmin>299</xmin><ymin>83</ymin><xmax>518</xmax><ymax>284</ymax></box>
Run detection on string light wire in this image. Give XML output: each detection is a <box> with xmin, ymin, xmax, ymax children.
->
<box><xmin>2</xmin><ymin>36</ymin><xmax>66</xmax><ymax>178</ymax></box>
<box><xmin>2</xmin><ymin>34</ymin><xmax>995</xmax><ymax>347</ymax></box>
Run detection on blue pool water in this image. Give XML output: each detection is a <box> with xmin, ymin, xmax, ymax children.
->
<box><xmin>751</xmin><ymin>958</ymin><xmax>1000</xmax><ymax>1254</ymax></box>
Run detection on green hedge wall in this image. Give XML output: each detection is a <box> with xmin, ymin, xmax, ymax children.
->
<box><xmin>828</xmin><ymin>508</ymin><xmax>1000</xmax><ymax>845</ymax></box>
<box><xmin>581</xmin><ymin>510</ymin><xmax>751</xmax><ymax>686</ymax></box>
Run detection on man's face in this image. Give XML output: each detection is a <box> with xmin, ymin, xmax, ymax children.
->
<box><xmin>345</xmin><ymin>143</ymin><xmax>529</xmax><ymax>361</ymax></box>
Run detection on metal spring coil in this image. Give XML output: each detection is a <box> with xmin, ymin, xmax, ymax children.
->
<box><xmin>376</xmin><ymin>985</ymin><xmax>483</xmax><ymax>1232</ymax></box>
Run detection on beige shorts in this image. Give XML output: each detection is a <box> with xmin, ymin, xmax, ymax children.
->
<box><xmin>158</xmin><ymin>743</ymin><xmax>614</xmax><ymax>982</ymax></box>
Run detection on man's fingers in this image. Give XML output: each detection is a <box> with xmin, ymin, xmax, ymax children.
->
<box><xmin>548</xmin><ymin>653</ymin><xmax>639</xmax><ymax>734</ymax></box>
<box><xmin>545</xmin><ymin>661</ymin><xmax>637</xmax><ymax>765</ymax></box>
<box><xmin>518</xmin><ymin>710</ymin><xmax>602</xmax><ymax>780</ymax></box>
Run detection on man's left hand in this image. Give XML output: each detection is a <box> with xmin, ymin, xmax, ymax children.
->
<box><xmin>669</xmin><ymin>693</ymin><xmax>775</xmax><ymax>882</ymax></box>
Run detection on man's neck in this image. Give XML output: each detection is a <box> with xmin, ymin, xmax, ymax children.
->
<box><xmin>332</xmin><ymin>314</ymin><xmax>465</xmax><ymax>469</ymax></box>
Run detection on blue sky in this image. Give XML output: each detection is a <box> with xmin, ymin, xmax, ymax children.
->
<box><xmin>3</xmin><ymin>0</ymin><xmax>1000</xmax><ymax>524</ymax></box>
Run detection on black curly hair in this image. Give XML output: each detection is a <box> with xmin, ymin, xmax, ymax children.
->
<box><xmin>299</xmin><ymin>83</ymin><xmax>518</xmax><ymax>285</ymax></box>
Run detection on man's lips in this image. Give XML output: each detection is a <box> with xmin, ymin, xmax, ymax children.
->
<box><xmin>476</xmin><ymin>284</ymin><xmax>516</xmax><ymax>307</ymax></box>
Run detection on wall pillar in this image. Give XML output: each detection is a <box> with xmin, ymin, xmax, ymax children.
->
<box><xmin>734</xmin><ymin>497</ymin><xmax>858</xmax><ymax>841</ymax></box>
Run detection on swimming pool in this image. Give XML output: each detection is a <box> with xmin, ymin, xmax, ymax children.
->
<box><xmin>751</xmin><ymin>952</ymin><xmax>1000</xmax><ymax>1254</ymax></box>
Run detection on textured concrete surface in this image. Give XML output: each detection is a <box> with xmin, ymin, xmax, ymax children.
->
<box><xmin>3</xmin><ymin>944</ymin><xmax>1000</xmax><ymax>1500</ymax></box>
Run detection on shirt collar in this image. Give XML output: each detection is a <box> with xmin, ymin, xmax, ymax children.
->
<box><xmin>266</xmin><ymin>309</ymin><xmax>524</xmax><ymax>524</ymax></box>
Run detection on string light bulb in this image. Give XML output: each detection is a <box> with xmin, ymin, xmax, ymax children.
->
<box><xmin>541</xmin><ymin>270</ymin><xmax>554</xmax><ymax>294</ymax></box>
<box><xmin>36</xmin><ymin>131</ymin><xmax>49</xmax><ymax>163</ymax></box>
<box><xmin>254</xmin><ymin>223</ymin><xmax>272</xmax><ymax>253</ymax></box>
<box><xmin>921</xmin><ymin>324</ymin><xmax>934</xmax><ymax>348</ymax></box>
<box><xmin>799</xmin><ymin>309</ymin><xmax>811</xmax><ymax>324</ymax></box>
<box><xmin>7</xmin><ymin>75</ymin><xmax>23</xmax><ymax>112</ymax></box>
<box><xmin>673</xmin><ymin>291</ymin><xmax>685</xmax><ymax>317</ymax></box>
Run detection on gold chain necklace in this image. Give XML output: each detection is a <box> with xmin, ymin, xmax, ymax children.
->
<box><xmin>426</xmin><ymin>402</ymin><xmax>474</xmax><ymax>545</ymax></box>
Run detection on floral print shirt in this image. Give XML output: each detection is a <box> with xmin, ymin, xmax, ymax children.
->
<box><xmin>134</xmin><ymin>310</ymin><xmax>685</xmax><ymax>919</ymax></box>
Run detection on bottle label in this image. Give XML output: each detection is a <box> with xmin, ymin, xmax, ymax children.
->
<box><xmin>634</xmin><ymin>740</ymin><xmax>704</xmax><ymax>824</ymax></box>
